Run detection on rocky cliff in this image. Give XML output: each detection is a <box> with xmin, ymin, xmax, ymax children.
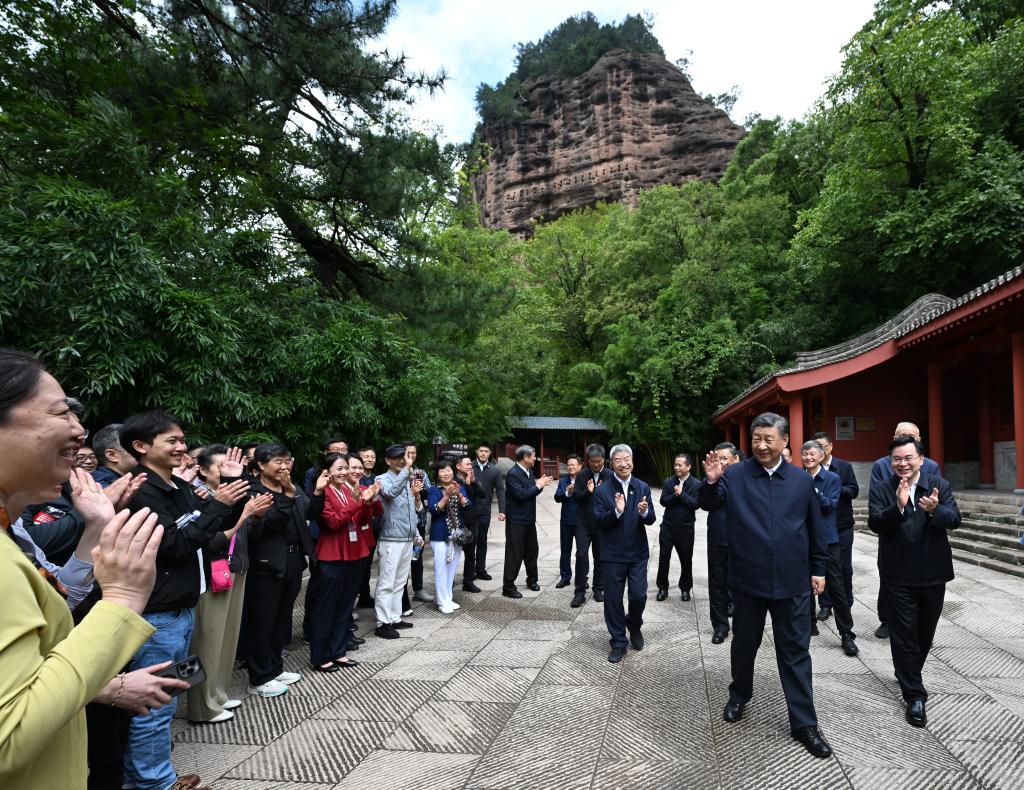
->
<box><xmin>473</xmin><ymin>49</ymin><xmax>746</xmax><ymax>236</ymax></box>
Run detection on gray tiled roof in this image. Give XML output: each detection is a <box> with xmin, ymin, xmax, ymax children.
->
<box><xmin>509</xmin><ymin>416</ymin><xmax>608</xmax><ymax>431</ymax></box>
<box><xmin>713</xmin><ymin>265</ymin><xmax>1024</xmax><ymax>420</ymax></box>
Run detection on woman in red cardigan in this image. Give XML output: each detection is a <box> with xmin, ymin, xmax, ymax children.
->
<box><xmin>307</xmin><ymin>453</ymin><xmax>381</xmax><ymax>672</ymax></box>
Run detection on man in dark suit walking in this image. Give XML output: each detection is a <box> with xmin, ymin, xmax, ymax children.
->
<box><xmin>869</xmin><ymin>421</ymin><xmax>941</xmax><ymax>639</ymax></box>
<box><xmin>810</xmin><ymin>431</ymin><xmax>859</xmax><ymax>621</ymax></box>
<box><xmin>471</xmin><ymin>443</ymin><xmax>506</xmax><ymax>582</ymax></box>
<box><xmin>553</xmin><ymin>454</ymin><xmax>582</xmax><ymax>588</ymax></box>
<box><xmin>656</xmin><ymin>452</ymin><xmax>701</xmax><ymax>601</ymax></box>
<box><xmin>869</xmin><ymin>435</ymin><xmax>961</xmax><ymax>727</ymax></box>
<box><xmin>502</xmin><ymin>445</ymin><xmax>554</xmax><ymax>598</ymax></box>
<box><xmin>592</xmin><ymin>444</ymin><xmax>657</xmax><ymax>663</ymax></box>
<box><xmin>699</xmin><ymin>412</ymin><xmax>833</xmax><ymax>759</ymax></box>
<box><xmin>571</xmin><ymin>443</ymin><xmax>614</xmax><ymax>608</ymax></box>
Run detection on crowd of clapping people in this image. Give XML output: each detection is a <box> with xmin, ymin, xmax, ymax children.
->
<box><xmin>1</xmin><ymin>347</ymin><xmax>965</xmax><ymax>788</ymax></box>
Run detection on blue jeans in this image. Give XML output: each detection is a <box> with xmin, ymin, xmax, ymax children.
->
<box><xmin>123</xmin><ymin>608</ymin><xmax>195</xmax><ymax>790</ymax></box>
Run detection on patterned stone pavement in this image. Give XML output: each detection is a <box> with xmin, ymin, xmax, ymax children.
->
<box><xmin>172</xmin><ymin>490</ymin><xmax>1024</xmax><ymax>789</ymax></box>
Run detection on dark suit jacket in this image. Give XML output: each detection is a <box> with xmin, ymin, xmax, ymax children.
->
<box><xmin>698</xmin><ymin>458</ymin><xmax>829</xmax><ymax>599</ymax></box>
<box><xmin>553</xmin><ymin>474</ymin><xmax>580</xmax><ymax>526</ymax></box>
<box><xmin>473</xmin><ymin>460</ymin><xmax>507</xmax><ymax>517</ymax></box>
<box><xmin>871</xmin><ymin>455</ymin><xmax>940</xmax><ymax>491</ymax></box>
<box><xmin>593</xmin><ymin>476</ymin><xmax>657</xmax><ymax>563</ymax></box>
<box><xmin>504</xmin><ymin>463</ymin><xmax>543</xmax><ymax>525</ymax></box>
<box><xmin>573</xmin><ymin>465</ymin><xmax>615</xmax><ymax>526</ymax></box>
<box><xmin>811</xmin><ymin>468</ymin><xmax>841</xmax><ymax>545</ymax></box>
<box><xmin>868</xmin><ymin>472</ymin><xmax>960</xmax><ymax>586</ymax></box>
<box><xmin>659</xmin><ymin>474</ymin><xmax>700</xmax><ymax>529</ymax></box>
<box><xmin>824</xmin><ymin>456</ymin><xmax>859</xmax><ymax>531</ymax></box>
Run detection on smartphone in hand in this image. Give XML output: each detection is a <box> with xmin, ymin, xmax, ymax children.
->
<box><xmin>156</xmin><ymin>655</ymin><xmax>207</xmax><ymax>697</ymax></box>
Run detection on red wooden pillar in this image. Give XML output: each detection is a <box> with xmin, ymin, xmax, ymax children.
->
<box><xmin>977</xmin><ymin>367</ymin><xmax>995</xmax><ymax>487</ymax></box>
<box><xmin>1012</xmin><ymin>332</ymin><xmax>1024</xmax><ymax>492</ymax></box>
<box><xmin>788</xmin><ymin>394</ymin><xmax>805</xmax><ymax>457</ymax></box>
<box><xmin>927</xmin><ymin>362</ymin><xmax>945</xmax><ymax>473</ymax></box>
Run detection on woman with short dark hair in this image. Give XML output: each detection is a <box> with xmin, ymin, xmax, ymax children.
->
<box><xmin>427</xmin><ymin>460</ymin><xmax>473</xmax><ymax>615</ymax></box>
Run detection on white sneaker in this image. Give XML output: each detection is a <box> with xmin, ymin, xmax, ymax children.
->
<box><xmin>352</xmin><ymin>611</ymin><xmax>360</xmax><ymax>621</ymax></box>
<box><xmin>248</xmin><ymin>680</ymin><xmax>288</xmax><ymax>698</ymax></box>
<box><xmin>209</xmin><ymin>709</ymin><xmax>234</xmax><ymax>723</ymax></box>
<box><xmin>402</xmin><ymin>609</ymin><xmax>414</xmax><ymax>617</ymax></box>
<box><xmin>276</xmin><ymin>671</ymin><xmax>302</xmax><ymax>685</ymax></box>
<box><xmin>222</xmin><ymin>698</ymin><xmax>242</xmax><ymax>710</ymax></box>
<box><xmin>439</xmin><ymin>605</ymin><xmax>455</xmax><ymax>614</ymax></box>
<box><xmin>451</xmin><ymin>602</ymin><xmax>461</xmax><ymax>609</ymax></box>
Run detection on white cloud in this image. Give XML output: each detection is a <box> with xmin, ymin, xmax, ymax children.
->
<box><xmin>380</xmin><ymin>0</ymin><xmax>877</xmax><ymax>144</ymax></box>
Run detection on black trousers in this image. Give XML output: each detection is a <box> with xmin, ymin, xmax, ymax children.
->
<box><xmin>812</xmin><ymin>543</ymin><xmax>855</xmax><ymax>637</ymax></box>
<box><xmin>730</xmin><ymin>588</ymin><xmax>817</xmax><ymax>731</ymax></box>
<box><xmin>558</xmin><ymin>520</ymin><xmax>576</xmax><ymax>581</ymax></box>
<box><xmin>475</xmin><ymin>512</ymin><xmax>492</xmax><ymax>575</ymax></box>
<box><xmin>574</xmin><ymin>519</ymin><xmax>603</xmax><ymax>593</ymax></box>
<box><xmin>503</xmin><ymin>521</ymin><xmax>539</xmax><ymax>590</ymax></box>
<box><xmin>302</xmin><ymin>560</ymin><xmax>321</xmax><ymax>639</ymax></box>
<box><xmin>603</xmin><ymin>560</ymin><xmax>648</xmax><ymax>648</ymax></box>
<box><xmin>86</xmin><ymin>702</ymin><xmax>129</xmax><ymax>789</ymax></box>
<box><xmin>656</xmin><ymin>524</ymin><xmax>695</xmax><ymax>591</ymax></box>
<box><xmin>245</xmin><ymin>554</ymin><xmax>304</xmax><ymax>685</ymax></box>
<box><xmin>884</xmin><ymin>582</ymin><xmax>945</xmax><ymax>701</ymax></box>
<box><xmin>462</xmin><ymin>517</ymin><xmax>480</xmax><ymax>583</ymax></box>
<box><xmin>819</xmin><ymin>528</ymin><xmax>854</xmax><ymax>608</ymax></box>
<box><xmin>708</xmin><ymin>544</ymin><xmax>730</xmax><ymax>633</ymax></box>
<box><xmin>309</xmin><ymin>556</ymin><xmax>368</xmax><ymax>666</ymax></box>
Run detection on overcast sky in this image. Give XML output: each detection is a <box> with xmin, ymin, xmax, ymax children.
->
<box><xmin>378</xmin><ymin>0</ymin><xmax>878</xmax><ymax>144</ymax></box>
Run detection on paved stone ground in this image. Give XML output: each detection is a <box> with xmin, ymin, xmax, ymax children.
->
<box><xmin>172</xmin><ymin>491</ymin><xmax>1024</xmax><ymax>789</ymax></box>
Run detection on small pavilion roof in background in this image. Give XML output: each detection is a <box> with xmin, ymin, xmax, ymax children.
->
<box><xmin>509</xmin><ymin>416</ymin><xmax>608</xmax><ymax>431</ymax></box>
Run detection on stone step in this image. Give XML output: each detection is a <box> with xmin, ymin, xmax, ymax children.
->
<box><xmin>962</xmin><ymin>510</ymin><xmax>1024</xmax><ymax>526</ymax></box>
<box><xmin>950</xmin><ymin>547</ymin><xmax>1024</xmax><ymax>580</ymax></box>
<box><xmin>955</xmin><ymin>493</ymin><xmax>1024</xmax><ymax>511</ymax></box>
<box><xmin>960</xmin><ymin>518</ymin><xmax>1023</xmax><ymax>538</ymax></box>
<box><xmin>948</xmin><ymin>534</ymin><xmax>1024</xmax><ymax>566</ymax></box>
<box><xmin>954</xmin><ymin>527</ymin><xmax>1024</xmax><ymax>551</ymax></box>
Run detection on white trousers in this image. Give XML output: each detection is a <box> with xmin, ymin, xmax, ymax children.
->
<box><xmin>431</xmin><ymin>541</ymin><xmax>462</xmax><ymax>610</ymax></box>
<box><xmin>375</xmin><ymin>540</ymin><xmax>413</xmax><ymax>625</ymax></box>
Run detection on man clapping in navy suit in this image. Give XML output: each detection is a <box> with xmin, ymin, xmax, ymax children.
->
<box><xmin>592</xmin><ymin>444</ymin><xmax>657</xmax><ymax>664</ymax></box>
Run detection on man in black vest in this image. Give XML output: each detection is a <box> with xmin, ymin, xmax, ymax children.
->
<box><xmin>868</xmin><ymin>435</ymin><xmax>961</xmax><ymax>727</ymax></box>
<box><xmin>656</xmin><ymin>452</ymin><xmax>701</xmax><ymax>601</ymax></box>
<box><xmin>571</xmin><ymin>443</ymin><xmax>614</xmax><ymax>608</ymax></box>
<box><xmin>502</xmin><ymin>445</ymin><xmax>554</xmax><ymax>598</ymax></box>
<box><xmin>810</xmin><ymin>431</ymin><xmax>859</xmax><ymax>622</ymax></box>
<box><xmin>471</xmin><ymin>442</ymin><xmax>506</xmax><ymax>583</ymax></box>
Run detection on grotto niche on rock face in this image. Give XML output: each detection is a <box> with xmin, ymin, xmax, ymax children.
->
<box><xmin>473</xmin><ymin>49</ymin><xmax>746</xmax><ymax>236</ymax></box>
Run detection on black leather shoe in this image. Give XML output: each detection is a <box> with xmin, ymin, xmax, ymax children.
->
<box><xmin>555</xmin><ymin>578</ymin><xmax>570</xmax><ymax>588</ymax></box>
<box><xmin>374</xmin><ymin>625</ymin><xmax>399</xmax><ymax>639</ymax></box>
<box><xmin>333</xmin><ymin>657</ymin><xmax>360</xmax><ymax>669</ymax></box>
<box><xmin>476</xmin><ymin>571</ymin><xmax>493</xmax><ymax>581</ymax></box>
<box><xmin>393</xmin><ymin>620</ymin><xmax>413</xmax><ymax>629</ymax></box>
<box><xmin>527</xmin><ymin>582</ymin><xmax>540</xmax><ymax>592</ymax></box>
<box><xmin>811</xmin><ymin>623</ymin><xmax>819</xmax><ymax>636</ymax></box>
<box><xmin>462</xmin><ymin>582</ymin><xmax>482</xmax><ymax>593</ymax></box>
<box><xmin>656</xmin><ymin>588</ymin><xmax>668</xmax><ymax>601</ymax></box>
<box><xmin>349</xmin><ymin>635</ymin><xmax>366</xmax><ymax>645</ymax></box>
<box><xmin>874</xmin><ymin>623</ymin><xmax>889</xmax><ymax>639</ymax></box>
<box><xmin>841</xmin><ymin>634</ymin><xmax>859</xmax><ymax>656</ymax></box>
<box><xmin>680</xmin><ymin>589</ymin><xmax>691</xmax><ymax>602</ymax></box>
<box><xmin>593</xmin><ymin>590</ymin><xmax>604</xmax><ymax>602</ymax></box>
<box><xmin>792</xmin><ymin>726</ymin><xmax>832</xmax><ymax>758</ymax></box>
<box><xmin>503</xmin><ymin>588</ymin><xmax>523</xmax><ymax>599</ymax></box>
<box><xmin>816</xmin><ymin>606</ymin><xmax>832</xmax><ymax>621</ymax></box>
<box><xmin>312</xmin><ymin>662</ymin><xmax>341</xmax><ymax>673</ymax></box>
<box><xmin>905</xmin><ymin>699</ymin><xmax>927</xmax><ymax>728</ymax></box>
<box><xmin>608</xmin><ymin>646</ymin><xmax>627</xmax><ymax>663</ymax></box>
<box><xmin>711</xmin><ymin>630</ymin><xmax>728</xmax><ymax>644</ymax></box>
<box><xmin>570</xmin><ymin>592</ymin><xmax>586</xmax><ymax>607</ymax></box>
<box><xmin>723</xmin><ymin>701</ymin><xmax>745</xmax><ymax>722</ymax></box>
<box><xmin>629</xmin><ymin>630</ymin><xmax>645</xmax><ymax>650</ymax></box>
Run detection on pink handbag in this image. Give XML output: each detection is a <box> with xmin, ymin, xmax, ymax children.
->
<box><xmin>210</xmin><ymin>534</ymin><xmax>236</xmax><ymax>593</ymax></box>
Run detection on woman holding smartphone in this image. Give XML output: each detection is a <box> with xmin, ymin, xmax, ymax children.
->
<box><xmin>307</xmin><ymin>453</ymin><xmax>381</xmax><ymax>672</ymax></box>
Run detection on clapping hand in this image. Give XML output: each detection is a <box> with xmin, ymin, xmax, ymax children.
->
<box><xmin>104</xmin><ymin>471</ymin><xmax>147</xmax><ymax>511</ymax></box>
<box><xmin>896</xmin><ymin>478</ymin><xmax>911</xmax><ymax>510</ymax></box>
<box><xmin>586</xmin><ymin>478</ymin><xmax>595</xmax><ymax>494</ymax></box>
<box><xmin>214</xmin><ymin>478</ymin><xmax>250</xmax><ymax>506</ymax></box>
<box><xmin>704</xmin><ymin>451</ymin><xmax>725</xmax><ymax>483</ymax></box>
<box><xmin>673</xmin><ymin>483</ymin><xmax>682</xmax><ymax>496</ymax></box>
<box><xmin>314</xmin><ymin>469</ymin><xmax>331</xmax><ymax>495</ymax></box>
<box><xmin>536</xmin><ymin>474</ymin><xmax>554</xmax><ymax>490</ymax></box>
<box><xmin>638</xmin><ymin>496</ymin><xmax>649</xmax><ymax>515</ymax></box>
<box><xmin>91</xmin><ymin>508</ymin><xmax>163</xmax><ymax>614</ymax></box>
<box><xmin>918</xmin><ymin>487</ymin><xmax>941</xmax><ymax>513</ymax></box>
<box><xmin>361</xmin><ymin>482</ymin><xmax>380</xmax><ymax>502</ymax></box>
<box><xmin>174</xmin><ymin>463</ymin><xmax>198</xmax><ymax>484</ymax></box>
<box><xmin>243</xmin><ymin>493</ymin><xmax>273</xmax><ymax>519</ymax></box>
<box><xmin>279</xmin><ymin>468</ymin><xmax>296</xmax><ymax>497</ymax></box>
<box><xmin>69</xmin><ymin>467</ymin><xmax>115</xmax><ymax>527</ymax></box>
<box><xmin>614</xmin><ymin>491</ymin><xmax>626</xmax><ymax>514</ymax></box>
<box><xmin>218</xmin><ymin>447</ymin><xmax>246</xmax><ymax>478</ymax></box>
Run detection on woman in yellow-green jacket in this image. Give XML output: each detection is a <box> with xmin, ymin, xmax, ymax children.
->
<box><xmin>0</xmin><ymin>348</ymin><xmax>169</xmax><ymax>789</ymax></box>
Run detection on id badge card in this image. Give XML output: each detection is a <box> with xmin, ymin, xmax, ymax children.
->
<box><xmin>348</xmin><ymin>527</ymin><xmax>358</xmax><ymax>543</ymax></box>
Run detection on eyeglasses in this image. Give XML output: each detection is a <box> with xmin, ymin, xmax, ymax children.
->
<box><xmin>891</xmin><ymin>455</ymin><xmax>919</xmax><ymax>464</ymax></box>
